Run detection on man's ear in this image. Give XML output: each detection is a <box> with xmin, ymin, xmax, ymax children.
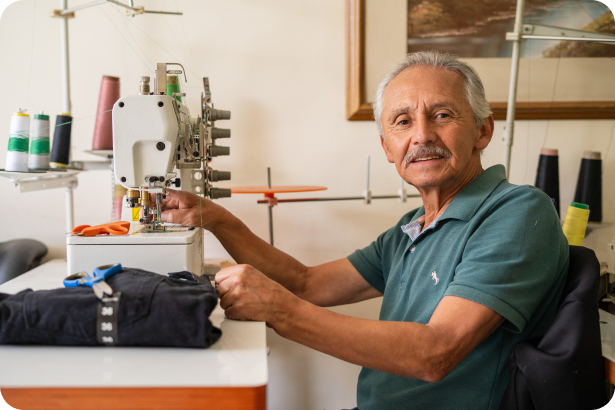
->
<box><xmin>475</xmin><ymin>116</ymin><xmax>494</xmax><ymax>151</ymax></box>
<box><xmin>380</xmin><ymin>136</ymin><xmax>395</xmax><ymax>163</ymax></box>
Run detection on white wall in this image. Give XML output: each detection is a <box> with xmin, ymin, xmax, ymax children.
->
<box><xmin>0</xmin><ymin>1</ymin><xmax>614</xmax><ymax>409</ymax></box>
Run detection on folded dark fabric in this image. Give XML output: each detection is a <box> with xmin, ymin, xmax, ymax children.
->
<box><xmin>0</xmin><ymin>268</ymin><xmax>221</xmax><ymax>348</ymax></box>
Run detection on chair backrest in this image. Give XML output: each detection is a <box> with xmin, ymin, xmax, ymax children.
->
<box><xmin>499</xmin><ymin>245</ymin><xmax>608</xmax><ymax>410</ymax></box>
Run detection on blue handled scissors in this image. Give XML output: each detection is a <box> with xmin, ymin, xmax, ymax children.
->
<box><xmin>64</xmin><ymin>263</ymin><xmax>122</xmax><ymax>299</ymax></box>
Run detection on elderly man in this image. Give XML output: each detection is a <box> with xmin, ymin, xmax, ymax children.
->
<box><xmin>160</xmin><ymin>51</ymin><xmax>569</xmax><ymax>409</ymax></box>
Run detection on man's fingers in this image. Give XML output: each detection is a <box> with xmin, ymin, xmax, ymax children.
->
<box><xmin>160</xmin><ymin>190</ymin><xmax>182</xmax><ymax>209</ymax></box>
<box><xmin>216</xmin><ymin>271</ymin><xmax>240</xmax><ymax>297</ymax></box>
<box><xmin>215</xmin><ymin>265</ymin><xmax>244</xmax><ymax>285</ymax></box>
<box><xmin>160</xmin><ymin>209</ymin><xmax>180</xmax><ymax>224</ymax></box>
<box><xmin>165</xmin><ymin>189</ymin><xmax>203</xmax><ymax>209</ymax></box>
<box><xmin>219</xmin><ymin>293</ymin><xmax>234</xmax><ymax>310</ymax></box>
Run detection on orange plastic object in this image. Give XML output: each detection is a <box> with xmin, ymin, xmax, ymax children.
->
<box><xmin>72</xmin><ymin>221</ymin><xmax>130</xmax><ymax>237</ymax></box>
<box><xmin>230</xmin><ymin>185</ymin><xmax>327</xmax><ymax>194</ymax></box>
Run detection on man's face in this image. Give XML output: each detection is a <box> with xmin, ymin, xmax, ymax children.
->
<box><xmin>380</xmin><ymin>66</ymin><xmax>493</xmax><ymax>192</ymax></box>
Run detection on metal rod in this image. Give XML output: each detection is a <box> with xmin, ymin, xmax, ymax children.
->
<box><xmin>59</xmin><ymin>0</ymin><xmax>182</xmax><ymax>15</ymax></box>
<box><xmin>266</xmin><ymin>167</ymin><xmax>273</xmax><ymax>246</ymax></box>
<box><xmin>502</xmin><ymin>0</ymin><xmax>526</xmax><ymax>179</ymax></box>
<box><xmin>521</xmin><ymin>35</ymin><xmax>615</xmax><ymax>43</ymax></box>
<box><xmin>66</xmin><ymin>186</ymin><xmax>74</xmax><ymax>232</ymax></box>
<box><xmin>60</xmin><ymin>0</ymin><xmax>72</xmax><ymax>114</ymax></box>
<box><xmin>144</xmin><ymin>10</ymin><xmax>183</xmax><ymax>15</ymax></box>
<box><xmin>257</xmin><ymin>194</ymin><xmax>421</xmax><ymax>204</ymax></box>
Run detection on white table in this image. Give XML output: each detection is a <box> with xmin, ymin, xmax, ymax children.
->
<box><xmin>0</xmin><ymin>259</ymin><xmax>268</xmax><ymax>409</ymax></box>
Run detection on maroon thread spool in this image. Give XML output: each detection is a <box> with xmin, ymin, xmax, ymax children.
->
<box><xmin>92</xmin><ymin>75</ymin><xmax>120</xmax><ymax>150</ymax></box>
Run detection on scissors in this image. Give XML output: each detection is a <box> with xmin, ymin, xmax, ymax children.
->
<box><xmin>63</xmin><ymin>263</ymin><xmax>122</xmax><ymax>299</ymax></box>
<box><xmin>72</xmin><ymin>222</ymin><xmax>130</xmax><ymax>237</ymax></box>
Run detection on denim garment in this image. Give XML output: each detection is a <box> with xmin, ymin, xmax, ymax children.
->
<box><xmin>0</xmin><ymin>268</ymin><xmax>221</xmax><ymax>347</ymax></box>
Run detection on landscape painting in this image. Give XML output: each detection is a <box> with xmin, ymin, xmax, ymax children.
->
<box><xmin>407</xmin><ymin>0</ymin><xmax>615</xmax><ymax>58</ymax></box>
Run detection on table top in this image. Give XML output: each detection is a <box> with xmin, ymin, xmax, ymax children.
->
<box><xmin>0</xmin><ymin>259</ymin><xmax>268</xmax><ymax>388</ymax></box>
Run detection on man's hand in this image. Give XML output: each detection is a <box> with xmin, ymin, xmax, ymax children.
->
<box><xmin>215</xmin><ymin>264</ymin><xmax>302</xmax><ymax>329</ymax></box>
<box><xmin>159</xmin><ymin>189</ymin><xmax>229</xmax><ymax>232</ymax></box>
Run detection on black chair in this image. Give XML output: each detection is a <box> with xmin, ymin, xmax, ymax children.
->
<box><xmin>500</xmin><ymin>245</ymin><xmax>608</xmax><ymax>410</ymax></box>
<box><xmin>0</xmin><ymin>239</ymin><xmax>48</xmax><ymax>285</ymax></box>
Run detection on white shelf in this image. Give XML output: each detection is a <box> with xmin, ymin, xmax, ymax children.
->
<box><xmin>84</xmin><ymin>149</ymin><xmax>113</xmax><ymax>158</ymax></box>
<box><xmin>0</xmin><ymin>168</ymin><xmax>83</xmax><ymax>192</ymax></box>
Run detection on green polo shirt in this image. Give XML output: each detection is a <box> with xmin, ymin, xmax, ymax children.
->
<box><xmin>347</xmin><ymin>164</ymin><xmax>569</xmax><ymax>410</ymax></box>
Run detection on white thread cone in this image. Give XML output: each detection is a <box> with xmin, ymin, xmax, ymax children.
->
<box><xmin>28</xmin><ymin>115</ymin><xmax>50</xmax><ymax>169</ymax></box>
<box><xmin>5</xmin><ymin>114</ymin><xmax>30</xmax><ymax>172</ymax></box>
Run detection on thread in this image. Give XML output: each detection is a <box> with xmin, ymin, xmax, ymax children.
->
<box><xmin>534</xmin><ymin>148</ymin><xmax>560</xmax><ymax>217</ymax></box>
<box><xmin>167</xmin><ymin>75</ymin><xmax>181</xmax><ymax>102</ymax></box>
<box><xmin>114</xmin><ymin>183</ymin><xmax>127</xmax><ymax>220</ymax></box>
<box><xmin>5</xmin><ymin>111</ymin><xmax>30</xmax><ymax>172</ymax></box>
<box><xmin>562</xmin><ymin>202</ymin><xmax>590</xmax><ymax>246</ymax></box>
<box><xmin>50</xmin><ymin>113</ymin><xmax>72</xmax><ymax>168</ymax></box>
<box><xmin>28</xmin><ymin>112</ymin><xmax>50</xmax><ymax>169</ymax></box>
<box><xmin>92</xmin><ymin>76</ymin><xmax>120</xmax><ymax>150</ymax></box>
<box><xmin>573</xmin><ymin>151</ymin><xmax>602</xmax><ymax>223</ymax></box>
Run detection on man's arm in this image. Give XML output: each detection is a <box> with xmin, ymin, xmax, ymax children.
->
<box><xmin>160</xmin><ymin>189</ymin><xmax>381</xmax><ymax>306</ymax></box>
<box><xmin>216</xmin><ymin>265</ymin><xmax>504</xmax><ymax>382</ymax></box>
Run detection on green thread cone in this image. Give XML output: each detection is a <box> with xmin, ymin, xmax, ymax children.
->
<box><xmin>167</xmin><ymin>75</ymin><xmax>182</xmax><ymax>102</ymax></box>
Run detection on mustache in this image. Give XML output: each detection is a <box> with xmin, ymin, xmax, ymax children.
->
<box><xmin>403</xmin><ymin>145</ymin><xmax>452</xmax><ymax>168</ymax></box>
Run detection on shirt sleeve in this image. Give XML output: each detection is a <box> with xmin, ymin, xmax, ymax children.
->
<box><xmin>347</xmin><ymin>228</ymin><xmax>391</xmax><ymax>294</ymax></box>
<box><xmin>445</xmin><ymin>186</ymin><xmax>569</xmax><ymax>333</ymax></box>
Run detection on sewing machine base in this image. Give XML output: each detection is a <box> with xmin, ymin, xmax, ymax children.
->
<box><xmin>66</xmin><ymin>223</ymin><xmax>203</xmax><ymax>276</ymax></box>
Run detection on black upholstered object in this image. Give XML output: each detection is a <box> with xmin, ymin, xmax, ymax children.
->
<box><xmin>500</xmin><ymin>246</ymin><xmax>608</xmax><ymax>410</ymax></box>
<box><xmin>0</xmin><ymin>239</ymin><xmax>48</xmax><ymax>285</ymax></box>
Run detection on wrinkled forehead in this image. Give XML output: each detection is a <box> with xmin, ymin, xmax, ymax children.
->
<box><xmin>383</xmin><ymin>66</ymin><xmax>468</xmax><ymax>111</ymax></box>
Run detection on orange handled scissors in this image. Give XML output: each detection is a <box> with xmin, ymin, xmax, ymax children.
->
<box><xmin>72</xmin><ymin>221</ymin><xmax>130</xmax><ymax>237</ymax></box>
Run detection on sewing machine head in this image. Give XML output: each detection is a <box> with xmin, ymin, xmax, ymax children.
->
<box><xmin>112</xmin><ymin>62</ymin><xmax>232</xmax><ymax>232</ymax></box>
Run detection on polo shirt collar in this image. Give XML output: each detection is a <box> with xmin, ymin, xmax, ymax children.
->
<box><xmin>439</xmin><ymin>164</ymin><xmax>507</xmax><ymax>222</ymax></box>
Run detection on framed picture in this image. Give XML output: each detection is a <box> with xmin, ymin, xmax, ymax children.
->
<box><xmin>346</xmin><ymin>0</ymin><xmax>615</xmax><ymax>121</ymax></box>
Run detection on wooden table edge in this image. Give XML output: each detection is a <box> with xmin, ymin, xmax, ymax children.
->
<box><xmin>605</xmin><ymin>357</ymin><xmax>615</xmax><ymax>385</ymax></box>
<box><xmin>1</xmin><ymin>385</ymin><xmax>267</xmax><ymax>410</ymax></box>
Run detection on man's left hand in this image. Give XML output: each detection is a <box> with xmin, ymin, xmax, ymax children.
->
<box><xmin>215</xmin><ymin>264</ymin><xmax>300</xmax><ymax>329</ymax></box>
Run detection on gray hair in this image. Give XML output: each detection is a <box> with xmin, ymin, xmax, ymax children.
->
<box><xmin>373</xmin><ymin>51</ymin><xmax>492</xmax><ymax>136</ymax></box>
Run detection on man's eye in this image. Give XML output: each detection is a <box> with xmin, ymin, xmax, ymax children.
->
<box><xmin>436</xmin><ymin>113</ymin><xmax>450</xmax><ymax>119</ymax></box>
<box><xmin>398</xmin><ymin>119</ymin><xmax>409</xmax><ymax>126</ymax></box>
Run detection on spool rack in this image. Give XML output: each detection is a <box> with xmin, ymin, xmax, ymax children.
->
<box><xmin>502</xmin><ymin>0</ymin><xmax>615</xmax><ymax>178</ymax></box>
<box><xmin>0</xmin><ymin>155</ymin><xmax>112</xmax><ymax>232</ymax></box>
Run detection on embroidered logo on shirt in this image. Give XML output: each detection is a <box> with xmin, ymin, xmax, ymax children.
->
<box><xmin>431</xmin><ymin>271</ymin><xmax>439</xmax><ymax>285</ymax></box>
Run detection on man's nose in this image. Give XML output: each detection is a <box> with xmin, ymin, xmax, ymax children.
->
<box><xmin>412</xmin><ymin>116</ymin><xmax>436</xmax><ymax>145</ymax></box>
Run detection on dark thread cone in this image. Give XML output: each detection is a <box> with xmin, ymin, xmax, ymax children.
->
<box><xmin>574</xmin><ymin>151</ymin><xmax>602</xmax><ymax>223</ymax></box>
<box><xmin>534</xmin><ymin>148</ymin><xmax>560</xmax><ymax>217</ymax></box>
<box><xmin>50</xmin><ymin>114</ymin><xmax>72</xmax><ymax>168</ymax></box>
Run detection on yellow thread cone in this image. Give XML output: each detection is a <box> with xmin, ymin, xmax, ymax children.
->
<box><xmin>562</xmin><ymin>202</ymin><xmax>590</xmax><ymax>246</ymax></box>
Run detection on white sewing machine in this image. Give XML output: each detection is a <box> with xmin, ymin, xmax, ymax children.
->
<box><xmin>67</xmin><ymin>62</ymin><xmax>232</xmax><ymax>276</ymax></box>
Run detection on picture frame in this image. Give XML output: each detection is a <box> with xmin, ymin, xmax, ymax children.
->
<box><xmin>345</xmin><ymin>0</ymin><xmax>615</xmax><ymax>121</ymax></box>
